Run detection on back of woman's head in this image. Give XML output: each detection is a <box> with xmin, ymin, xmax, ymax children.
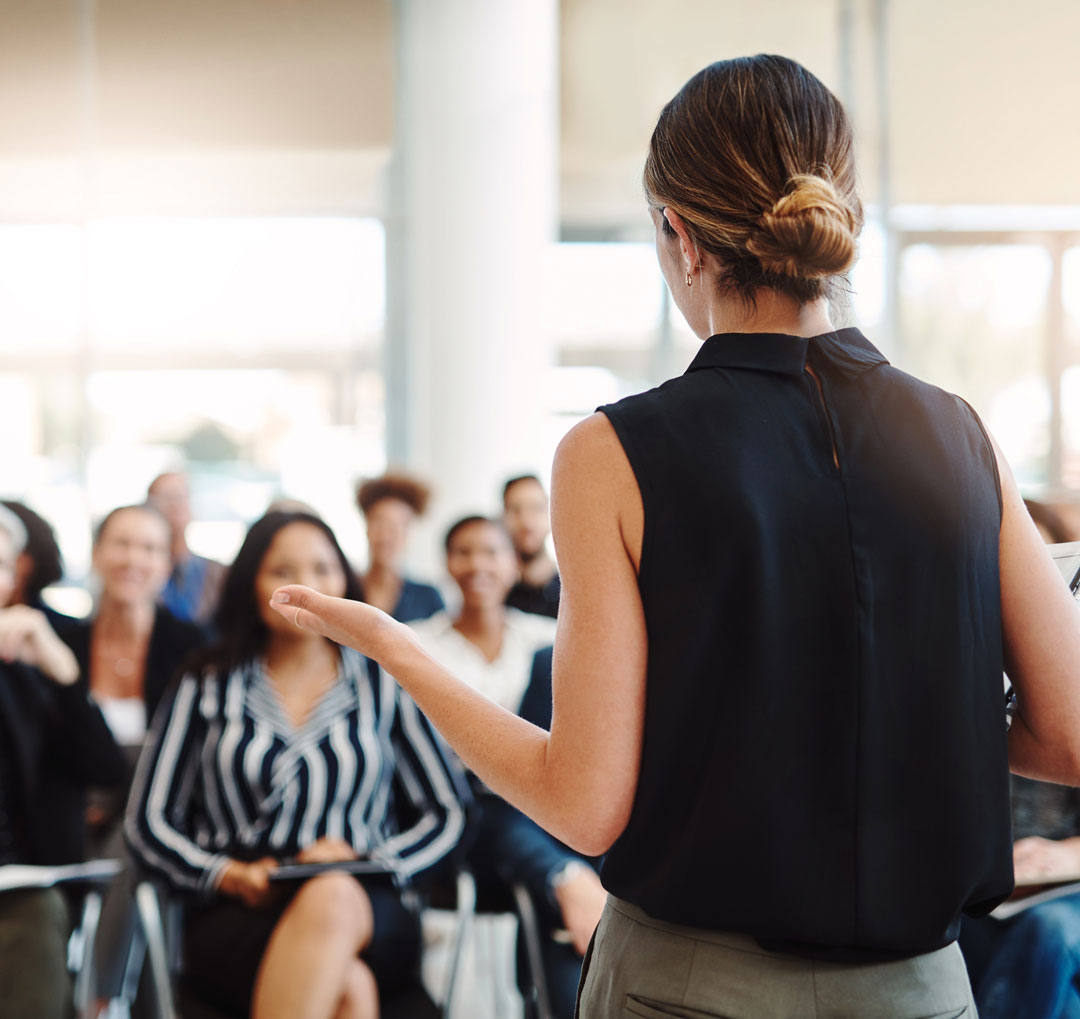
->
<box><xmin>644</xmin><ymin>54</ymin><xmax>862</xmax><ymax>303</ymax></box>
<box><xmin>196</xmin><ymin>510</ymin><xmax>362</xmax><ymax>679</ymax></box>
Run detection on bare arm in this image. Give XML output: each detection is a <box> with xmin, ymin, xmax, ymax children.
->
<box><xmin>995</xmin><ymin>439</ymin><xmax>1080</xmax><ymax>783</ymax></box>
<box><xmin>271</xmin><ymin>414</ymin><xmax>648</xmax><ymax>855</ymax></box>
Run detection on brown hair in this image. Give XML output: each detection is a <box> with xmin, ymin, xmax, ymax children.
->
<box><xmin>502</xmin><ymin>474</ymin><xmax>543</xmax><ymax>504</ymax></box>
<box><xmin>356</xmin><ymin>472</ymin><xmax>432</xmax><ymax>517</ymax></box>
<box><xmin>93</xmin><ymin>503</ymin><xmax>170</xmax><ymax>546</ymax></box>
<box><xmin>644</xmin><ymin>54</ymin><xmax>862</xmax><ymax>304</ymax></box>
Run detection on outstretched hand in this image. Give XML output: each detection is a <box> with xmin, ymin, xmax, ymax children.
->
<box><xmin>268</xmin><ymin>585</ymin><xmax>403</xmax><ymax>663</ymax></box>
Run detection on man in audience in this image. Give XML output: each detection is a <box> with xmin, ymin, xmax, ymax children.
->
<box><xmin>502</xmin><ymin>474</ymin><xmax>560</xmax><ymax>618</ymax></box>
<box><xmin>146</xmin><ymin>471</ymin><xmax>225</xmax><ymax>626</ymax></box>
<box><xmin>0</xmin><ymin>504</ymin><xmax>125</xmax><ymax>1018</ymax></box>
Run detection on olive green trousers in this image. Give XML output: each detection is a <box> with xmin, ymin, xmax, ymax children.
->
<box><xmin>576</xmin><ymin>896</ymin><xmax>977</xmax><ymax>1019</ymax></box>
<box><xmin>0</xmin><ymin>887</ymin><xmax>73</xmax><ymax>1019</ymax></box>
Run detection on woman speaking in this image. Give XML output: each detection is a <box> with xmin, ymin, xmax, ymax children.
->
<box><xmin>270</xmin><ymin>55</ymin><xmax>1080</xmax><ymax>1016</ymax></box>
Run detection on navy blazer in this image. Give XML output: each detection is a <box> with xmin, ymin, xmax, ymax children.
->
<box><xmin>64</xmin><ymin>606</ymin><xmax>206</xmax><ymax>726</ymax></box>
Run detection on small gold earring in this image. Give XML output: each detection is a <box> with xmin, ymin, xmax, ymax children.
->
<box><xmin>685</xmin><ymin>272</ymin><xmax>693</xmax><ymax>288</ymax></box>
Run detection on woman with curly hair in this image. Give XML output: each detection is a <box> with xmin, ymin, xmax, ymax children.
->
<box><xmin>355</xmin><ymin>473</ymin><xmax>445</xmax><ymax>623</ymax></box>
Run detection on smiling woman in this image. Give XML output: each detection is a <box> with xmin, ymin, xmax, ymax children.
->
<box><xmin>64</xmin><ymin>505</ymin><xmax>205</xmax><ymax>754</ymax></box>
<box><xmin>125</xmin><ymin>511</ymin><xmax>468</xmax><ymax>1019</ymax></box>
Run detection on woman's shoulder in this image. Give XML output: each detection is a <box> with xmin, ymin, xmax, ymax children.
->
<box><xmin>505</xmin><ymin>607</ymin><xmax>557</xmax><ymax>645</ymax></box>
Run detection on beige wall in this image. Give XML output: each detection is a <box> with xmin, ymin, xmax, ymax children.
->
<box><xmin>890</xmin><ymin>0</ymin><xmax>1080</xmax><ymax>206</ymax></box>
<box><xmin>1</xmin><ymin>0</ymin><xmax>1077</xmax><ymax>222</ymax></box>
<box><xmin>0</xmin><ymin>0</ymin><xmax>392</xmax><ymax>218</ymax></box>
<box><xmin>561</xmin><ymin>0</ymin><xmax>1080</xmax><ymax>226</ymax></box>
<box><xmin>560</xmin><ymin>0</ymin><xmax>844</xmax><ymax>229</ymax></box>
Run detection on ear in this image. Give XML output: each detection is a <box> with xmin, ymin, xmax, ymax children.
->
<box><xmin>662</xmin><ymin>208</ymin><xmax>700</xmax><ymax>274</ymax></box>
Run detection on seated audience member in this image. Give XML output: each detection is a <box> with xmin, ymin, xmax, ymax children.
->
<box><xmin>147</xmin><ymin>471</ymin><xmax>227</xmax><ymax>625</ymax></box>
<box><xmin>0</xmin><ymin>504</ymin><xmax>125</xmax><ymax>1019</ymax></box>
<box><xmin>64</xmin><ymin>504</ymin><xmax>207</xmax><ymax>1009</ymax></box>
<box><xmin>65</xmin><ymin>506</ymin><xmax>205</xmax><ymax>788</ymax></box>
<box><xmin>356</xmin><ymin>472</ymin><xmax>445</xmax><ymax>622</ymax></box>
<box><xmin>1</xmin><ymin>499</ymin><xmax>79</xmax><ymax>642</ymax></box>
<box><xmin>126</xmin><ymin>511</ymin><xmax>468</xmax><ymax>1019</ymax></box>
<box><xmin>409</xmin><ymin>516</ymin><xmax>604</xmax><ymax>1018</ymax></box>
<box><xmin>958</xmin><ymin>500</ymin><xmax>1080</xmax><ymax>1017</ymax></box>
<box><xmin>503</xmin><ymin>475</ymin><xmax>560</xmax><ymax>618</ymax></box>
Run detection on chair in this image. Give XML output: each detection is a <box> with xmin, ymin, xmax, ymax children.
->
<box><xmin>437</xmin><ymin>869</ymin><xmax>556</xmax><ymax>1019</ymax></box>
<box><xmin>116</xmin><ymin>878</ymin><xmax>442</xmax><ymax>1019</ymax></box>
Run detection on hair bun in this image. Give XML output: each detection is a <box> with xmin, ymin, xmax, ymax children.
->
<box><xmin>747</xmin><ymin>174</ymin><xmax>858</xmax><ymax>279</ymax></box>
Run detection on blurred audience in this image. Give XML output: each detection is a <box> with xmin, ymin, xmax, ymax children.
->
<box><xmin>356</xmin><ymin>472</ymin><xmax>444</xmax><ymax>622</ymax></box>
<box><xmin>147</xmin><ymin>471</ymin><xmax>227</xmax><ymax>626</ymax></box>
<box><xmin>408</xmin><ymin>515</ymin><xmax>603</xmax><ymax>1018</ymax></box>
<box><xmin>958</xmin><ymin>498</ymin><xmax>1080</xmax><ymax>1017</ymax></box>
<box><xmin>126</xmin><ymin>511</ymin><xmax>468</xmax><ymax>1019</ymax></box>
<box><xmin>0</xmin><ymin>504</ymin><xmax>125</xmax><ymax>1019</ymax></box>
<box><xmin>503</xmin><ymin>475</ymin><xmax>560</xmax><ymax>619</ymax></box>
<box><xmin>1</xmin><ymin>499</ymin><xmax>78</xmax><ymax>642</ymax></box>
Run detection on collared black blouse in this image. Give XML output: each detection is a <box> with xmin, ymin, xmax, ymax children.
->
<box><xmin>598</xmin><ymin>328</ymin><xmax>1013</xmax><ymax>961</ymax></box>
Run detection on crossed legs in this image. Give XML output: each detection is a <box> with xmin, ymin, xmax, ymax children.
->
<box><xmin>252</xmin><ymin>872</ymin><xmax>380</xmax><ymax>1019</ymax></box>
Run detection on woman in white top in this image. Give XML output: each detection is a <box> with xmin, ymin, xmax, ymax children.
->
<box><xmin>409</xmin><ymin>516</ymin><xmax>556</xmax><ymax>712</ymax></box>
<box><xmin>409</xmin><ymin>516</ymin><xmax>605</xmax><ymax>1018</ymax></box>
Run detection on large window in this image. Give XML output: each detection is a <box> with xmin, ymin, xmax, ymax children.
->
<box><xmin>897</xmin><ymin>242</ymin><xmax>1052</xmax><ymax>486</ymax></box>
<box><xmin>0</xmin><ymin>217</ymin><xmax>386</xmax><ymax>583</ymax></box>
<box><xmin>894</xmin><ymin>229</ymin><xmax>1080</xmax><ymax>494</ymax></box>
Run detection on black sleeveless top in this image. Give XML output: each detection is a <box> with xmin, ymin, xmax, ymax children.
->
<box><xmin>598</xmin><ymin>328</ymin><xmax>1013</xmax><ymax>961</ymax></box>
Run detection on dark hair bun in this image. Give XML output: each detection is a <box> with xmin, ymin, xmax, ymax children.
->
<box><xmin>747</xmin><ymin>174</ymin><xmax>858</xmax><ymax>279</ymax></box>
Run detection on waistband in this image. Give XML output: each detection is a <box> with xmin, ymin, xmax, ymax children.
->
<box><xmin>605</xmin><ymin>896</ymin><xmax>958</xmax><ymax>967</ymax></box>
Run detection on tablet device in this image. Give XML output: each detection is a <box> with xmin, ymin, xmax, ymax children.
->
<box><xmin>1048</xmin><ymin>541</ymin><xmax>1080</xmax><ymax>597</ymax></box>
<box><xmin>267</xmin><ymin>859</ymin><xmax>399</xmax><ymax>886</ymax></box>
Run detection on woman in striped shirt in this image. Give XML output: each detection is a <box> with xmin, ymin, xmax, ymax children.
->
<box><xmin>126</xmin><ymin>511</ymin><xmax>469</xmax><ymax>1019</ymax></box>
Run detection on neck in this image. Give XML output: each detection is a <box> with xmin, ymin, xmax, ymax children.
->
<box><xmin>704</xmin><ymin>291</ymin><xmax>834</xmax><ymax>339</ymax></box>
<box><xmin>264</xmin><ymin>630</ymin><xmax>337</xmax><ymax>674</ymax></box>
<box><xmin>519</xmin><ymin>551</ymin><xmax>556</xmax><ymax>587</ymax></box>
<box><xmin>364</xmin><ymin>561</ymin><xmax>399</xmax><ymax>585</ymax></box>
<box><xmin>171</xmin><ymin>534</ymin><xmax>189</xmax><ymax>565</ymax></box>
<box><xmin>455</xmin><ymin>602</ymin><xmax>506</xmax><ymax>636</ymax></box>
<box><xmin>96</xmin><ymin>597</ymin><xmax>155</xmax><ymax>640</ymax></box>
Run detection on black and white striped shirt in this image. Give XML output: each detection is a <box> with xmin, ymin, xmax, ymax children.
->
<box><xmin>125</xmin><ymin>648</ymin><xmax>469</xmax><ymax>896</ymax></box>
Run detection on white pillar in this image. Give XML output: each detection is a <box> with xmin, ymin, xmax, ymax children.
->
<box><xmin>386</xmin><ymin>0</ymin><xmax>558</xmax><ymax>574</ymax></box>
